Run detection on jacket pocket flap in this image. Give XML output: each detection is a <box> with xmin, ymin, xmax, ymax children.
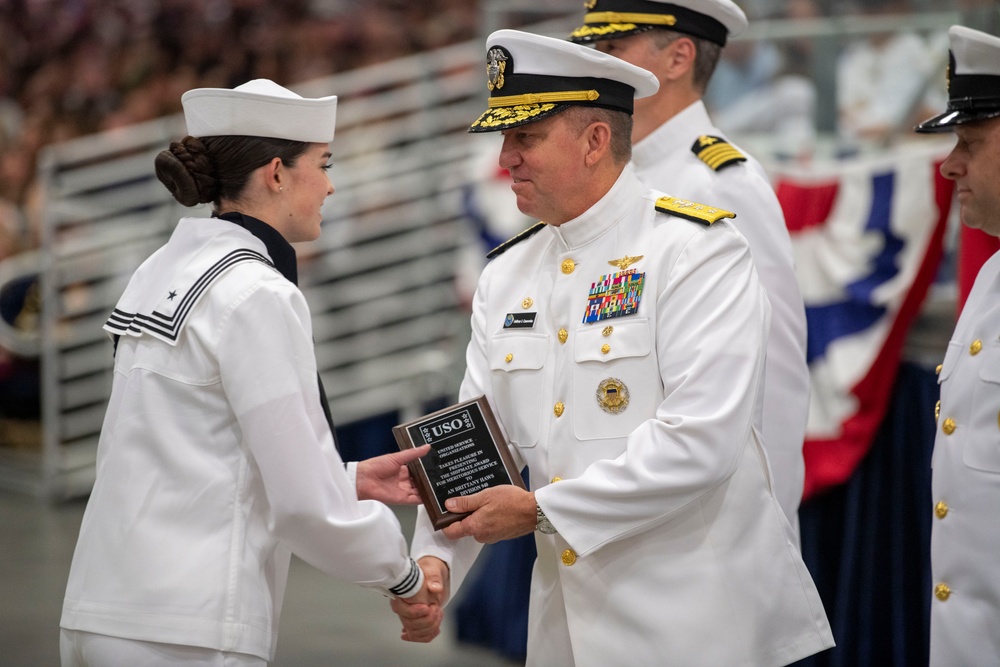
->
<box><xmin>490</xmin><ymin>333</ymin><xmax>549</xmax><ymax>371</ymax></box>
<box><xmin>574</xmin><ymin>319</ymin><xmax>651</xmax><ymax>363</ymax></box>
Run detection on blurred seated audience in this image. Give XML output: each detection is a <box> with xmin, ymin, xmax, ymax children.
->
<box><xmin>704</xmin><ymin>0</ymin><xmax>820</xmax><ymax>159</ymax></box>
<box><xmin>835</xmin><ymin>0</ymin><xmax>947</xmax><ymax>148</ymax></box>
<box><xmin>0</xmin><ymin>0</ymin><xmax>479</xmax><ymax>448</ymax></box>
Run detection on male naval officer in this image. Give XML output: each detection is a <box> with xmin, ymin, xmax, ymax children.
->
<box><xmin>915</xmin><ymin>25</ymin><xmax>1000</xmax><ymax>667</ymax></box>
<box><xmin>392</xmin><ymin>28</ymin><xmax>833</xmax><ymax>667</ymax></box>
<box><xmin>570</xmin><ymin>0</ymin><xmax>811</xmax><ymax>540</ymax></box>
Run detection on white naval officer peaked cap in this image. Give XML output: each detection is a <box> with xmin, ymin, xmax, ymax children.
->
<box><xmin>181</xmin><ymin>79</ymin><xmax>338</xmax><ymax>143</ymax></box>
<box><xmin>469</xmin><ymin>29</ymin><xmax>659</xmax><ymax>133</ymax></box>
<box><xmin>569</xmin><ymin>0</ymin><xmax>748</xmax><ymax>47</ymax></box>
<box><xmin>916</xmin><ymin>26</ymin><xmax>1000</xmax><ymax>132</ymax></box>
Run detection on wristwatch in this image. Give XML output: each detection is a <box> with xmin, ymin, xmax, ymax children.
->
<box><xmin>536</xmin><ymin>503</ymin><xmax>557</xmax><ymax>534</ymax></box>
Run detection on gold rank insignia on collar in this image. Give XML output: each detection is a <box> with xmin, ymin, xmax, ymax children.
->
<box><xmin>691</xmin><ymin>134</ymin><xmax>746</xmax><ymax>171</ymax></box>
<box><xmin>608</xmin><ymin>255</ymin><xmax>643</xmax><ymax>270</ymax></box>
<box><xmin>486</xmin><ymin>221</ymin><xmax>547</xmax><ymax>259</ymax></box>
<box><xmin>655</xmin><ymin>196</ymin><xmax>735</xmax><ymax>226</ymax></box>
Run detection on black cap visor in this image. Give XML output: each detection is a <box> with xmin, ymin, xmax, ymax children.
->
<box><xmin>915</xmin><ymin>107</ymin><xmax>1000</xmax><ymax>133</ymax></box>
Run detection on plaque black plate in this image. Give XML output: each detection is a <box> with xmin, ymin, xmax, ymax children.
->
<box><xmin>393</xmin><ymin>395</ymin><xmax>524</xmax><ymax>530</ymax></box>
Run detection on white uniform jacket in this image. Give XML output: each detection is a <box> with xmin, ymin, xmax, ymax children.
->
<box><xmin>930</xmin><ymin>250</ymin><xmax>1000</xmax><ymax>666</ymax></box>
<box><xmin>632</xmin><ymin>100</ymin><xmax>810</xmax><ymax>539</ymax></box>
<box><xmin>60</xmin><ymin>216</ymin><xmax>421</xmax><ymax>661</ymax></box>
<box><xmin>413</xmin><ymin>170</ymin><xmax>833</xmax><ymax>666</ymax></box>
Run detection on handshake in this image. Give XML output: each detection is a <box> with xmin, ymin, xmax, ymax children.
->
<box><xmin>387</xmin><ymin>485</ymin><xmax>539</xmax><ymax>643</ymax></box>
<box><xmin>362</xmin><ymin>444</ymin><xmax>538</xmax><ymax>643</ymax></box>
<box><xmin>390</xmin><ymin>556</ymin><xmax>450</xmax><ymax>643</ymax></box>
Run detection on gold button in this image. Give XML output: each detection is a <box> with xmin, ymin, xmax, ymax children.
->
<box><xmin>553</xmin><ymin>402</ymin><xmax>564</xmax><ymax>417</ymax></box>
<box><xmin>558</xmin><ymin>328</ymin><xmax>568</xmax><ymax>344</ymax></box>
<box><xmin>602</xmin><ymin>326</ymin><xmax>614</xmax><ymax>337</ymax></box>
<box><xmin>561</xmin><ymin>258</ymin><xmax>575</xmax><ymax>274</ymax></box>
<box><xmin>935</xmin><ymin>583</ymin><xmax>951</xmax><ymax>601</ymax></box>
<box><xmin>942</xmin><ymin>418</ymin><xmax>956</xmax><ymax>435</ymax></box>
<box><xmin>935</xmin><ymin>363</ymin><xmax>943</xmax><ymax>375</ymax></box>
<box><xmin>934</xmin><ymin>501</ymin><xmax>948</xmax><ymax>519</ymax></box>
<box><xmin>522</xmin><ymin>297</ymin><xmax>533</xmax><ymax>309</ymax></box>
<box><xmin>935</xmin><ymin>400</ymin><xmax>940</xmax><ymax>422</ymax></box>
<box><xmin>505</xmin><ymin>353</ymin><xmax>513</xmax><ymax>363</ymax></box>
<box><xmin>551</xmin><ymin>476</ymin><xmax>562</xmax><ymax>483</ymax></box>
<box><xmin>601</xmin><ymin>343</ymin><xmax>611</xmax><ymax>354</ymax></box>
<box><xmin>997</xmin><ymin>409</ymin><xmax>1000</xmax><ymax>432</ymax></box>
<box><xmin>971</xmin><ymin>339</ymin><xmax>983</xmax><ymax>355</ymax></box>
<box><xmin>561</xmin><ymin>549</ymin><xmax>577</xmax><ymax>566</ymax></box>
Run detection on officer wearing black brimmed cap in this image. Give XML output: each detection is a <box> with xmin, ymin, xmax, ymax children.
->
<box><xmin>570</xmin><ymin>0</ymin><xmax>812</xmax><ymax>544</ymax></box>
<box><xmin>394</xmin><ymin>27</ymin><xmax>834</xmax><ymax>667</ymax></box>
<box><xmin>569</xmin><ymin>0</ymin><xmax>746</xmax><ymax>46</ymax></box>
<box><xmin>916</xmin><ymin>25</ymin><xmax>1000</xmax><ymax>132</ymax></box>
<box><xmin>469</xmin><ymin>28</ymin><xmax>659</xmax><ymax>132</ymax></box>
<box><xmin>915</xmin><ymin>25</ymin><xmax>1000</xmax><ymax>667</ymax></box>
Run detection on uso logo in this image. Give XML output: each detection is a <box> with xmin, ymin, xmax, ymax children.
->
<box><xmin>419</xmin><ymin>408</ymin><xmax>475</xmax><ymax>445</ymax></box>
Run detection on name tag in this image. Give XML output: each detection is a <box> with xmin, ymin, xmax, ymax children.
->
<box><xmin>503</xmin><ymin>312</ymin><xmax>537</xmax><ymax>329</ymax></box>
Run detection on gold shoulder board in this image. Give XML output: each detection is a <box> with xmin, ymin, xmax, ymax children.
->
<box><xmin>486</xmin><ymin>221</ymin><xmax>547</xmax><ymax>259</ymax></box>
<box><xmin>654</xmin><ymin>196</ymin><xmax>735</xmax><ymax>226</ymax></box>
<box><xmin>691</xmin><ymin>135</ymin><xmax>746</xmax><ymax>171</ymax></box>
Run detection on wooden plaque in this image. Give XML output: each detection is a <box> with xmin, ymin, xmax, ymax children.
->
<box><xmin>393</xmin><ymin>395</ymin><xmax>524</xmax><ymax>530</ymax></box>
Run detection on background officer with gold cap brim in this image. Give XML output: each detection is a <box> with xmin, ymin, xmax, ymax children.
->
<box><xmin>393</xmin><ymin>28</ymin><xmax>833</xmax><ymax>667</ymax></box>
<box><xmin>915</xmin><ymin>25</ymin><xmax>1000</xmax><ymax>667</ymax></box>
<box><xmin>569</xmin><ymin>0</ymin><xmax>812</xmax><ymax>545</ymax></box>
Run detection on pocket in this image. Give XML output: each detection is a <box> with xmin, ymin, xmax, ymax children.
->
<box><xmin>489</xmin><ymin>333</ymin><xmax>549</xmax><ymax>447</ymax></box>
<box><xmin>964</xmin><ymin>343</ymin><xmax>1000</xmax><ymax>473</ymax></box>
<box><xmin>571</xmin><ymin>319</ymin><xmax>659</xmax><ymax>440</ymax></box>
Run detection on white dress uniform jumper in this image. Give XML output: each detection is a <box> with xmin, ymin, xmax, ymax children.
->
<box><xmin>60</xmin><ymin>215</ymin><xmax>422</xmax><ymax>662</ymax></box>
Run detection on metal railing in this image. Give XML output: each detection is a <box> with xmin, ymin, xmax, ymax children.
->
<box><xmin>1</xmin><ymin>6</ymin><xmax>992</xmax><ymax>499</ymax></box>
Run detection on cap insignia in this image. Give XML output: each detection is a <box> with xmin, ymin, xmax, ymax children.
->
<box><xmin>655</xmin><ymin>196</ymin><xmax>735</xmax><ymax>226</ymax></box>
<box><xmin>584</xmin><ymin>0</ymin><xmax>597</xmax><ymax>8</ymax></box>
<box><xmin>487</xmin><ymin>48</ymin><xmax>508</xmax><ymax>91</ymax></box>
<box><xmin>608</xmin><ymin>255</ymin><xmax>643</xmax><ymax>270</ymax></box>
<box><xmin>691</xmin><ymin>135</ymin><xmax>746</xmax><ymax>171</ymax></box>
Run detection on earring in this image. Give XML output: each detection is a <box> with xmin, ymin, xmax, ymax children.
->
<box><xmin>279</xmin><ymin>186</ymin><xmax>283</xmax><ymax>192</ymax></box>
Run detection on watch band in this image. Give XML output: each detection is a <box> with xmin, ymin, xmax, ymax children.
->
<box><xmin>536</xmin><ymin>503</ymin><xmax>557</xmax><ymax>534</ymax></box>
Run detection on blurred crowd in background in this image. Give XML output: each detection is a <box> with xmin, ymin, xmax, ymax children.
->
<box><xmin>0</xmin><ymin>0</ymin><xmax>482</xmax><ymax>260</ymax></box>
<box><xmin>0</xmin><ymin>0</ymin><xmax>994</xmax><ymax>432</ymax></box>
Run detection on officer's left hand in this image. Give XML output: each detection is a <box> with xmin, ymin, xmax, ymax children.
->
<box><xmin>441</xmin><ymin>486</ymin><xmax>536</xmax><ymax>543</ymax></box>
<box><xmin>355</xmin><ymin>445</ymin><xmax>430</xmax><ymax>504</ymax></box>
